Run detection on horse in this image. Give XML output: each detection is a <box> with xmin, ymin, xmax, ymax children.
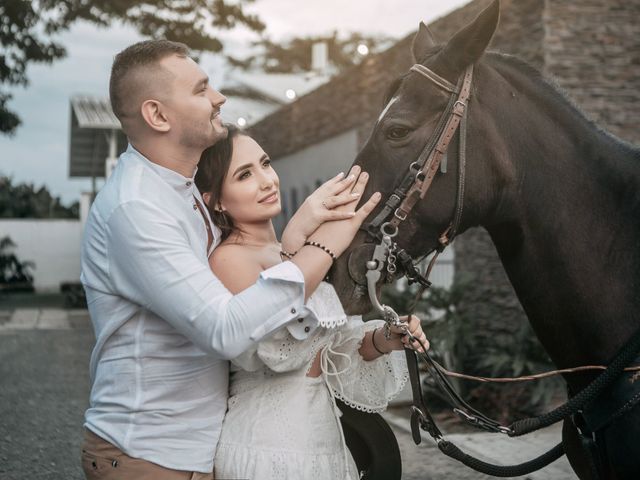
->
<box><xmin>330</xmin><ymin>1</ymin><xmax>640</xmax><ymax>478</ymax></box>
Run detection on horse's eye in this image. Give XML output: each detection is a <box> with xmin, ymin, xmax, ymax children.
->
<box><xmin>386</xmin><ymin>126</ymin><xmax>411</xmax><ymax>140</ymax></box>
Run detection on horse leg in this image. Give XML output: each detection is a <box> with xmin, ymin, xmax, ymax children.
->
<box><xmin>601</xmin><ymin>406</ymin><xmax>640</xmax><ymax>479</ymax></box>
<box><xmin>562</xmin><ymin>418</ymin><xmax>601</xmax><ymax>480</ymax></box>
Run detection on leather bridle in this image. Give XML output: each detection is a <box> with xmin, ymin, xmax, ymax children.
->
<box><xmin>363</xmin><ymin>64</ymin><xmax>473</xmax><ymax>245</ymax></box>
<box><xmin>360</xmin><ymin>63</ymin><xmax>473</xmax><ymax>322</ymax></box>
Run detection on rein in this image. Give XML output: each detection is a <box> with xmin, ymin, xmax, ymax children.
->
<box><xmin>358</xmin><ymin>61</ymin><xmax>640</xmax><ymax>477</ymax></box>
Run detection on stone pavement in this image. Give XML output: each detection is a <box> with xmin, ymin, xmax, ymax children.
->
<box><xmin>0</xmin><ymin>307</ymin><xmax>88</xmax><ymax>332</ymax></box>
<box><xmin>0</xmin><ymin>307</ymin><xmax>579</xmax><ymax>479</ymax></box>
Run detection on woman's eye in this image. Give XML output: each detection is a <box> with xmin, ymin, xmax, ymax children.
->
<box><xmin>239</xmin><ymin>171</ymin><xmax>250</xmax><ymax>180</ymax></box>
<box><xmin>386</xmin><ymin>126</ymin><xmax>410</xmax><ymax>140</ymax></box>
<box><xmin>263</xmin><ymin>159</ymin><xmax>271</xmax><ymax>167</ymax></box>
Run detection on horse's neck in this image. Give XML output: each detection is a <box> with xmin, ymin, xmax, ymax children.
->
<box><xmin>476</xmin><ymin>58</ymin><xmax>640</xmax><ymax>370</ymax></box>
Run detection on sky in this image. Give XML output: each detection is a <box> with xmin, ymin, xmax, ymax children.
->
<box><xmin>0</xmin><ymin>0</ymin><xmax>469</xmax><ymax>204</ymax></box>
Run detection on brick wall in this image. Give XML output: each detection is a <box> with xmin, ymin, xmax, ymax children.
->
<box><xmin>544</xmin><ymin>0</ymin><xmax>640</xmax><ymax>144</ymax></box>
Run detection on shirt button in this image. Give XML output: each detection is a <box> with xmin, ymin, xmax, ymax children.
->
<box><xmin>290</xmin><ymin>308</ymin><xmax>296</xmax><ymax>315</ymax></box>
<box><xmin>297</xmin><ymin>318</ymin><xmax>303</xmax><ymax>323</ymax></box>
<box><xmin>186</xmin><ymin>181</ymin><xmax>192</xmax><ymax>186</ymax></box>
<box><xmin>193</xmin><ymin>204</ymin><xmax>198</xmax><ymax>210</ymax></box>
<box><xmin>304</xmin><ymin>326</ymin><xmax>311</xmax><ymax>333</ymax></box>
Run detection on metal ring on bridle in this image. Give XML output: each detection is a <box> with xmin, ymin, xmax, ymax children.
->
<box><xmin>380</xmin><ymin>222</ymin><xmax>398</xmax><ymax>237</ymax></box>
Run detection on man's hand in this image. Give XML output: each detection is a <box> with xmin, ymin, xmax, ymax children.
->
<box><xmin>281</xmin><ymin>167</ymin><xmax>364</xmax><ymax>254</ymax></box>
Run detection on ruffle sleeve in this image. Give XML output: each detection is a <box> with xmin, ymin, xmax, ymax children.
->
<box><xmin>231</xmin><ymin>282</ymin><xmax>347</xmax><ymax>372</ymax></box>
<box><xmin>319</xmin><ymin>317</ymin><xmax>409</xmax><ymax>413</ymax></box>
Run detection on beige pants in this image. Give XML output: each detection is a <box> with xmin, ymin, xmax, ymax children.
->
<box><xmin>81</xmin><ymin>428</ymin><xmax>214</xmax><ymax>480</ymax></box>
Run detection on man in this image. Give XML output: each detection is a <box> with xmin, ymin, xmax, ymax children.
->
<box><xmin>80</xmin><ymin>39</ymin><xmax>380</xmax><ymax>479</ymax></box>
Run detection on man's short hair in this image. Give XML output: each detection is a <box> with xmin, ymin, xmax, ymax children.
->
<box><xmin>109</xmin><ymin>39</ymin><xmax>190</xmax><ymax>122</ymax></box>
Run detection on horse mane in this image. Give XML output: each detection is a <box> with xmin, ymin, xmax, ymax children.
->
<box><xmin>485</xmin><ymin>52</ymin><xmax>640</xmax><ymax>159</ymax></box>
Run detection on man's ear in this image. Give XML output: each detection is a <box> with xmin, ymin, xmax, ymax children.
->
<box><xmin>140</xmin><ymin>99</ymin><xmax>170</xmax><ymax>133</ymax></box>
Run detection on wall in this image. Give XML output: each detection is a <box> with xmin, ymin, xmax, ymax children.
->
<box><xmin>544</xmin><ymin>0</ymin><xmax>640</xmax><ymax>144</ymax></box>
<box><xmin>270</xmin><ymin>129</ymin><xmax>359</xmax><ymax>233</ymax></box>
<box><xmin>0</xmin><ymin>220</ymin><xmax>82</xmax><ymax>292</ymax></box>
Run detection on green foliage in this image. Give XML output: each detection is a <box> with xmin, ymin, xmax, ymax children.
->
<box><xmin>0</xmin><ymin>0</ymin><xmax>265</xmax><ymax>135</ymax></box>
<box><xmin>382</xmin><ymin>271</ymin><xmax>563</xmax><ymax>419</ymax></box>
<box><xmin>0</xmin><ymin>235</ymin><xmax>34</xmax><ymax>290</ymax></box>
<box><xmin>227</xmin><ymin>32</ymin><xmax>393</xmax><ymax>74</ymax></box>
<box><xmin>0</xmin><ymin>175</ymin><xmax>78</xmax><ymax>218</ymax></box>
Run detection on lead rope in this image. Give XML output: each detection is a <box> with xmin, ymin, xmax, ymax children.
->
<box><xmin>402</xmin><ymin>289</ymin><xmax>567</xmax><ymax>476</ymax></box>
<box><xmin>369</xmin><ymin>233</ymin><xmax>567</xmax><ymax>475</ymax></box>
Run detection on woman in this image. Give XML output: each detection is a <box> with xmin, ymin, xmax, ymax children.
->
<box><xmin>195</xmin><ymin>125</ymin><xmax>428</xmax><ymax>480</ymax></box>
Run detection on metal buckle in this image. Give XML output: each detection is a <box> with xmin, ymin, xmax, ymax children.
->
<box><xmin>453</xmin><ymin>100</ymin><xmax>466</xmax><ymax>116</ymax></box>
<box><xmin>394</xmin><ymin>208</ymin><xmax>407</xmax><ymax>221</ymax></box>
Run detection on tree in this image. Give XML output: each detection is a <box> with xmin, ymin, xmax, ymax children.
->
<box><xmin>227</xmin><ymin>31</ymin><xmax>393</xmax><ymax>74</ymax></box>
<box><xmin>381</xmin><ymin>273</ymin><xmax>563</xmax><ymax>420</ymax></box>
<box><xmin>0</xmin><ymin>175</ymin><xmax>79</xmax><ymax>218</ymax></box>
<box><xmin>0</xmin><ymin>235</ymin><xmax>34</xmax><ymax>292</ymax></box>
<box><xmin>0</xmin><ymin>0</ymin><xmax>265</xmax><ymax>135</ymax></box>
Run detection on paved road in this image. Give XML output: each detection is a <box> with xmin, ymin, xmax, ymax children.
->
<box><xmin>0</xmin><ymin>309</ymin><xmax>92</xmax><ymax>480</ymax></box>
<box><xmin>0</xmin><ymin>309</ymin><xmax>577</xmax><ymax>479</ymax></box>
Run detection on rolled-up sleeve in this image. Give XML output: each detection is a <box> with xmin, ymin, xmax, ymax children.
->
<box><xmin>106</xmin><ymin>200</ymin><xmax>316</xmax><ymax>359</ymax></box>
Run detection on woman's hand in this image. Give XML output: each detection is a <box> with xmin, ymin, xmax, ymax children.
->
<box><xmin>393</xmin><ymin>314</ymin><xmax>429</xmax><ymax>353</ymax></box>
<box><xmin>382</xmin><ymin>314</ymin><xmax>429</xmax><ymax>353</ymax></box>
<box><xmin>361</xmin><ymin>314</ymin><xmax>429</xmax><ymax>360</ymax></box>
<box><xmin>281</xmin><ymin>166</ymin><xmax>364</xmax><ymax>254</ymax></box>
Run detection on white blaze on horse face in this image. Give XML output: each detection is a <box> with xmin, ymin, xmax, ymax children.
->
<box><xmin>376</xmin><ymin>96</ymin><xmax>398</xmax><ymax>125</ymax></box>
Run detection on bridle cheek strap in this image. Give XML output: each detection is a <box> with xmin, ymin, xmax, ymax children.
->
<box><xmin>389</xmin><ymin>65</ymin><xmax>474</xmax><ymax>242</ymax></box>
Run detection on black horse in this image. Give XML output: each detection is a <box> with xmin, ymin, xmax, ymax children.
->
<box><xmin>331</xmin><ymin>1</ymin><xmax>640</xmax><ymax>478</ymax></box>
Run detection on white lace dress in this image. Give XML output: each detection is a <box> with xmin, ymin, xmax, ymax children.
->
<box><xmin>213</xmin><ymin>282</ymin><xmax>408</xmax><ymax>480</ymax></box>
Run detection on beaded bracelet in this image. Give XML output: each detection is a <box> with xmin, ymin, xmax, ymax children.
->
<box><xmin>303</xmin><ymin>241</ymin><xmax>336</xmax><ymax>261</ymax></box>
<box><xmin>371</xmin><ymin>328</ymin><xmax>387</xmax><ymax>355</ymax></box>
<box><xmin>279</xmin><ymin>249</ymin><xmax>295</xmax><ymax>260</ymax></box>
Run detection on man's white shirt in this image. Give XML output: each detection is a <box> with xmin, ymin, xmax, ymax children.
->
<box><xmin>81</xmin><ymin>144</ymin><xmax>317</xmax><ymax>472</ymax></box>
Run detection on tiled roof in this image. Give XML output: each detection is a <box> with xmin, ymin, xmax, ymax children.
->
<box><xmin>249</xmin><ymin>0</ymin><xmax>544</xmax><ymax>159</ymax></box>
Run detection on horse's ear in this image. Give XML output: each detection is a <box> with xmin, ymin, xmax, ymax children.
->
<box><xmin>433</xmin><ymin>0</ymin><xmax>500</xmax><ymax>79</ymax></box>
<box><xmin>411</xmin><ymin>22</ymin><xmax>437</xmax><ymax>63</ymax></box>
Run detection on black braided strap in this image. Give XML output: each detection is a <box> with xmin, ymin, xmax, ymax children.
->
<box><xmin>509</xmin><ymin>326</ymin><xmax>640</xmax><ymax>436</ymax></box>
<box><xmin>438</xmin><ymin>440</ymin><xmax>564</xmax><ymax>477</ymax></box>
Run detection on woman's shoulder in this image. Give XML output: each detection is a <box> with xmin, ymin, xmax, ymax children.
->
<box><xmin>209</xmin><ymin>243</ymin><xmax>266</xmax><ymax>293</ymax></box>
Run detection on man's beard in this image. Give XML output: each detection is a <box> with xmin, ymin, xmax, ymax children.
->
<box><xmin>180</xmin><ymin>116</ymin><xmax>226</xmax><ymax>150</ymax></box>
